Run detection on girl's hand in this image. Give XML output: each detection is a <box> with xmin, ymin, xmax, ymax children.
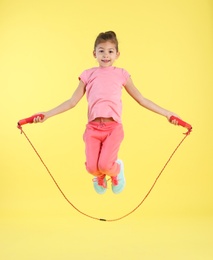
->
<box><xmin>166</xmin><ymin>112</ymin><xmax>181</xmax><ymax>125</ymax></box>
<box><xmin>33</xmin><ymin>113</ymin><xmax>47</xmax><ymax>123</ymax></box>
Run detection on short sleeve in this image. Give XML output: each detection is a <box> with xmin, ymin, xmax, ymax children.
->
<box><xmin>122</xmin><ymin>69</ymin><xmax>130</xmax><ymax>86</ymax></box>
<box><xmin>78</xmin><ymin>70</ymin><xmax>88</xmax><ymax>85</ymax></box>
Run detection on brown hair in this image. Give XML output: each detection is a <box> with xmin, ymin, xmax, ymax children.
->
<box><xmin>94</xmin><ymin>31</ymin><xmax>119</xmax><ymax>52</ymax></box>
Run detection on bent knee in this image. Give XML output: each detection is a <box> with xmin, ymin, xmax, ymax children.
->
<box><xmin>85</xmin><ymin>163</ymin><xmax>99</xmax><ymax>176</ymax></box>
<box><xmin>98</xmin><ymin>161</ymin><xmax>113</xmax><ymax>175</ymax></box>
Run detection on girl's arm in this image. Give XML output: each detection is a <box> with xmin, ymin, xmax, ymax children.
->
<box><xmin>124</xmin><ymin>77</ymin><xmax>179</xmax><ymax>123</ymax></box>
<box><xmin>35</xmin><ymin>80</ymin><xmax>86</xmax><ymax>122</ymax></box>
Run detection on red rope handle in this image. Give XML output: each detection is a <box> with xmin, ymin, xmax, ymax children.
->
<box><xmin>17</xmin><ymin>123</ymin><xmax>191</xmax><ymax>222</ymax></box>
<box><xmin>169</xmin><ymin>116</ymin><xmax>192</xmax><ymax>135</ymax></box>
<box><xmin>17</xmin><ymin>114</ymin><xmax>44</xmax><ymax>128</ymax></box>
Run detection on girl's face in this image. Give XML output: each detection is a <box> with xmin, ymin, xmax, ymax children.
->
<box><xmin>93</xmin><ymin>41</ymin><xmax>120</xmax><ymax>67</ymax></box>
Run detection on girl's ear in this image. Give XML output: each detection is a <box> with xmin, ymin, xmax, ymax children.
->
<box><xmin>93</xmin><ymin>51</ymin><xmax>96</xmax><ymax>58</ymax></box>
<box><xmin>116</xmin><ymin>51</ymin><xmax>120</xmax><ymax>59</ymax></box>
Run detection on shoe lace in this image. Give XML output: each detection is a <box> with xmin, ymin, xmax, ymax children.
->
<box><xmin>111</xmin><ymin>176</ymin><xmax>118</xmax><ymax>186</ymax></box>
<box><xmin>93</xmin><ymin>176</ymin><xmax>107</xmax><ymax>188</ymax></box>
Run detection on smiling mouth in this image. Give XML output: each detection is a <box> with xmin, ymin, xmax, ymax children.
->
<box><xmin>102</xmin><ymin>60</ymin><xmax>110</xmax><ymax>63</ymax></box>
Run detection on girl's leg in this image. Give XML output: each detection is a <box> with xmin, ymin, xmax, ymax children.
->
<box><xmin>83</xmin><ymin>124</ymin><xmax>102</xmax><ymax>177</ymax></box>
<box><xmin>98</xmin><ymin>123</ymin><xmax>124</xmax><ymax>177</ymax></box>
<box><xmin>83</xmin><ymin>123</ymin><xmax>108</xmax><ymax>194</ymax></box>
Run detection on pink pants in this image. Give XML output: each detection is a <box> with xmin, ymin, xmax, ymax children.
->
<box><xmin>83</xmin><ymin>121</ymin><xmax>124</xmax><ymax>177</ymax></box>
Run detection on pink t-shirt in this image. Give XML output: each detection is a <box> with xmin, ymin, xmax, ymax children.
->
<box><xmin>79</xmin><ymin>66</ymin><xmax>130</xmax><ymax>123</ymax></box>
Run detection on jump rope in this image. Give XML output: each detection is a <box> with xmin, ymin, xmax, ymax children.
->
<box><xmin>17</xmin><ymin>114</ymin><xmax>192</xmax><ymax>222</ymax></box>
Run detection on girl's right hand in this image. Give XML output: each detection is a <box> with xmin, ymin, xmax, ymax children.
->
<box><xmin>33</xmin><ymin>113</ymin><xmax>47</xmax><ymax>123</ymax></box>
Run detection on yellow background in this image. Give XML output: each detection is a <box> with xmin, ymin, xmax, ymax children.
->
<box><xmin>1</xmin><ymin>0</ymin><xmax>213</xmax><ymax>259</ymax></box>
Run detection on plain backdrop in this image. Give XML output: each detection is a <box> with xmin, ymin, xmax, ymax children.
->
<box><xmin>1</xmin><ymin>0</ymin><xmax>213</xmax><ymax>259</ymax></box>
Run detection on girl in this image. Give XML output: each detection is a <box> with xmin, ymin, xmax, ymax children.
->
<box><xmin>34</xmin><ymin>31</ymin><xmax>179</xmax><ymax>195</ymax></box>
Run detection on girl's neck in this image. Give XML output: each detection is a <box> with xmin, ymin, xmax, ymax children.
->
<box><xmin>99</xmin><ymin>65</ymin><xmax>114</xmax><ymax>69</ymax></box>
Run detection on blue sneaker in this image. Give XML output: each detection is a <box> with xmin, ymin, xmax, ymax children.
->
<box><xmin>111</xmin><ymin>159</ymin><xmax>125</xmax><ymax>194</ymax></box>
<box><xmin>93</xmin><ymin>175</ymin><xmax>107</xmax><ymax>194</ymax></box>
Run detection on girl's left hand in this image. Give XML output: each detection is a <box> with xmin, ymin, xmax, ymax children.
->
<box><xmin>166</xmin><ymin>113</ymin><xmax>181</xmax><ymax>125</ymax></box>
